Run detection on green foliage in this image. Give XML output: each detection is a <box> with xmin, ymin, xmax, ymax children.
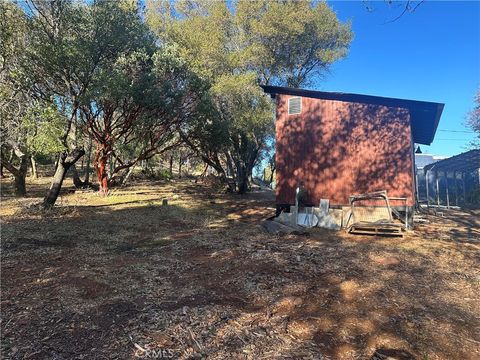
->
<box><xmin>0</xmin><ymin>3</ymin><xmax>37</xmax><ymax>164</ymax></box>
<box><xmin>156</xmin><ymin>168</ymin><xmax>173</xmax><ymax>180</ymax></box>
<box><xmin>148</xmin><ymin>0</ymin><xmax>353</xmax><ymax>87</ymax></box>
<box><xmin>212</xmin><ymin>73</ymin><xmax>273</xmax><ymax>132</ymax></box>
<box><xmin>159</xmin><ymin>1</ymin><xmax>232</xmax><ymax>80</ymax></box>
<box><xmin>0</xmin><ymin>2</ymin><xmax>27</xmax><ymax>72</ymax></box>
<box><xmin>24</xmin><ymin>0</ymin><xmax>156</xmax><ymax>102</ymax></box>
<box><xmin>22</xmin><ymin>105</ymin><xmax>65</xmax><ymax>155</ymax></box>
<box><xmin>145</xmin><ymin>0</ymin><xmax>351</xmax><ymax>192</ymax></box>
<box><xmin>2</xmin><ymin>0</ymin><xmax>352</xmax><ymax>196</ymax></box>
<box><xmin>212</xmin><ymin>72</ymin><xmax>274</xmax><ymax>165</ymax></box>
<box><xmin>235</xmin><ymin>0</ymin><xmax>353</xmax><ymax>86</ymax></box>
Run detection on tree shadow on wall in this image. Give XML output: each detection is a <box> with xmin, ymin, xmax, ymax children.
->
<box><xmin>276</xmin><ymin>97</ymin><xmax>413</xmax><ymax>207</ymax></box>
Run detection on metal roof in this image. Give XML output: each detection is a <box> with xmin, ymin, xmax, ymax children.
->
<box><xmin>261</xmin><ymin>85</ymin><xmax>444</xmax><ymax>145</ymax></box>
<box><xmin>423</xmin><ymin>149</ymin><xmax>480</xmax><ymax>173</ymax></box>
<box><xmin>415</xmin><ymin>154</ymin><xmax>446</xmax><ymax>169</ymax></box>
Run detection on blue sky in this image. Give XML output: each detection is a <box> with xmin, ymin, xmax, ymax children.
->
<box><xmin>319</xmin><ymin>0</ymin><xmax>480</xmax><ymax>157</ymax></box>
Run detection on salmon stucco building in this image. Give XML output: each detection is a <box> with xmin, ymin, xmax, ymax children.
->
<box><xmin>262</xmin><ymin>86</ymin><xmax>444</xmax><ymax>216</ymax></box>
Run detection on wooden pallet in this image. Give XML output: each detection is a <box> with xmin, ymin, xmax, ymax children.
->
<box><xmin>349</xmin><ymin>221</ymin><xmax>403</xmax><ymax>237</ymax></box>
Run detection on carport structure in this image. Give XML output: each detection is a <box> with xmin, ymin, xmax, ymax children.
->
<box><xmin>422</xmin><ymin>149</ymin><xmax>480</xmax><ymax>207</ymax></box>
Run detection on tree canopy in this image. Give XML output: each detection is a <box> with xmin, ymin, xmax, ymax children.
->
<box><xmin>146</xmin><ymin>0</ymin><xmax>353</xmax><ymax>192</ymax></box>
<box><xmin>1</xmin><ymin>0</ymin><xmax>352</xmax><ymax>199</ymax></box>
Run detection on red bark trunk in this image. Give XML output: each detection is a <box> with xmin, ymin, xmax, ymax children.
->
<box><xmin>94</xmin><ymin>146</ymin><xmax>109</xmax><ymax>196</ymax></box>
<box><xmin>98</xmin><ymin>159</ymin><xmax>108</xmax><ymax>196</ymax></box>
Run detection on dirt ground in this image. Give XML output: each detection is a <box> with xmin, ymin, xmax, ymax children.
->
<box><xmin>1</xmin><ymin>177</ymin><xmax>479</xmax><ymax>360</ymax></box>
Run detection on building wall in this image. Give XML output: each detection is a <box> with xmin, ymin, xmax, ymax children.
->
<box><xmin>276</xmin><ymin>94</ymin><xmax>415</xmax><ymax>207</ymax></box>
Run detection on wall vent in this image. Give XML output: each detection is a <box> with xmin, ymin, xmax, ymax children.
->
<box><xmin>288</xmin><ymin>97</ymin><xmax>301</xmax><ymax>115</ymax></box>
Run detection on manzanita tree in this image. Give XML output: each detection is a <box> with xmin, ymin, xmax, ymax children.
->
<box><xmin>22</xmin><ymin>0</ymin><xmax>158</xmax><ymax>205</ymax></box>
<box><xmin>80</xmin><ymin>46</ymin><xmax>203</xmax><ymax>195</ymax></box>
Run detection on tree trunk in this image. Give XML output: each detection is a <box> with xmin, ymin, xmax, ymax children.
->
<box><xmin>234</xmin><ymin>149</ymin><xmax>258</xmax><ymax>195</ymax></box>
<box><xmin>223</xmin><ymin>151</ymin><xmax>237</xmax><ymax>192</ymax></box>
<box><xmin>2</xmin><ymin>161</ymin><xmax>27</xmax><ymax>196</ymax></box>
<box><xmin>1</xmin><ymin>141</ymin><xmax>29</xmax><ymax>196</ymax></box>
<box><xmin>13</xmin><ymin>156</ymin><xmax>28</xmax><ymax>196</ymax></box>
<box><xmin>43</xmin><ymin>102</ymin><xmax>82</xmax><ymax>208</ymax></box>
<box><xmin>71</xmin><ymin>164</ymin><xmax>85</xmax><ymax>188</ymax></box>
<box><xmin>96</xmin><ymin>156</ymin><xmax>108</xmax><ymax>196</ymax></box>
<box><xmin>169</xmin><ymin>155</ymin><xmax>173</xmax><ymax>176</ymax></box>
<box><xmin>30</xmin><ymin>155</ymin><xmax>38</xmax><ymax>179</ymax></box>
<box><xmin>43</xmin><ymin>148</ymin><xmax>85</xmax><ymax>208</ymax></box>
<box><xmin>178</xmin><ymin>157</ymin><xmax>183</xmax><ymax>179</ymax></box>
<box><xmin>93</xmin><ymin>143</ymin><xmax>110</xmax><ymax>196</ymax></box>
<box><xmin>225</xmin><ymin>152</ymin><xmax>235</xmax><ymax>179</ymax></box>
<box><xmin>14</xmin><ymin>171</ymin><xmax>27</xmax><ymax>196</ymax></box>
<box><xmin>84</xmin><ymin>139</ymin><xmax>92</xmax><ymax>185</ymax></box>
<box><xmin>236</xmin><ymin>165</ymin><xmax>249</xmax><ymax>194</ymax></box>
<box><xmin>120</xmin><ymin>165</ymin><xmax>136</xmax><ymax>187</ymax></box>
<box><xmin>44</xmin><ymin>162</ymin><xmax>68</xmax><ymax>205</ymax></box>
<box><xmin>109</xmin><ymin>158</ymin><xmax>115</xmax><ymax>177</ymax></box>
<box><xmin>1</xmin><ymin>164</ymin><xmax>5</xmax><ymax>178</ymax></box>
<box><xmin>269</xmin><ymin>166</ymin><xmax>275</xmax><ymax>185</ymax></box>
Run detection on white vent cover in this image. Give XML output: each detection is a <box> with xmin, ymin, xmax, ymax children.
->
<box><xmin>288</xmin><ymin>97</ymin><xmax>301</xmax><ymax>115</ymax></box>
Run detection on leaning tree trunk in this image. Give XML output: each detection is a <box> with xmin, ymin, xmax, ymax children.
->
<box><xmin>120</xmin><ymin>164</ymin><xmax>136</xmax><ymax>187</ymax></box>
<box><xmin>43</xmin><ymin>148</ymin><xmax>85</xmax><ymax>208</ymax></box>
